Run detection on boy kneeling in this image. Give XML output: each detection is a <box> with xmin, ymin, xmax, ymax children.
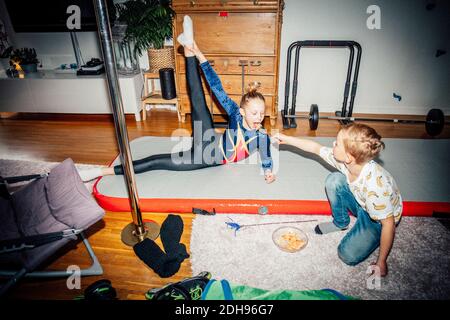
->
<box><xmin>273</xmin><ymin>124</ymin><xmax>402</xmax><ymax>276</ymax></box>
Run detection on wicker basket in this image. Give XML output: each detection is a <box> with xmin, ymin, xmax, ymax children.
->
<box><xmin>147</xmin><ymin>47</ymin><xmax>174</xmax><ymax>73</ymax></box>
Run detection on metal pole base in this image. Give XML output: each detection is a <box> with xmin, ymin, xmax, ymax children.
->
<box><xmin>121</xmin><ymin>221</ymin><xmax>160</xmax><ymax>246</ymax></box>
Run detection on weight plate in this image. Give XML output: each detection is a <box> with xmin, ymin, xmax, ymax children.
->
<box><xmin>309</xmin><ymin>104</ymin><xmax>319</xmax><ymax>130</ymax></box>
<box><xmin>425</xmin><ymin>109</ymin><xmax>445</xmax><ymax>137</ymax></box>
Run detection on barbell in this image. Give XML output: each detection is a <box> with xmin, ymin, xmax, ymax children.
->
<box><xmin>283</xmin><ymin>104</ymin><xmax>447</xmax><ymax>137</ymax></box>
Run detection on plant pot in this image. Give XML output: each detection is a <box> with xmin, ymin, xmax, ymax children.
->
<box><xmin>147</xmin><ymin>47</ymin><xmax>174</xmax><ymax>73</ymax></box>
<box><xmin>21</xmin><ymin>63</ymin><xmax>38</xmax><ymax>73</ymax></box>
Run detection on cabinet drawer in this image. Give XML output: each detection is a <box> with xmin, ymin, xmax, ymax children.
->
<box><xmin>179</xmin><ymin>94</ymin><xmax>273</xmax><ymax>115</ymax></box>
<box><xmin>178</xmin><ymin>73</ymin><xmax>275</xmax><ymax>95</ymax></box>
<box><xmin>209</xmin><ymin>94</ymin><xmax>274</xmax><ymax>115</ymax></box>
<box><xmin>177</xmin><ymin>56</ymin><xmax>275</xmax><ymax>74</ymax></box>
<box><xmin>174</xmin><ymin>12</ymin><xmax>277</xmax><ymax>54</ymax></box>
<box><xmin>172</xmin><ymin>0</ymin><xmax>280</xmax><ymax>12</ymax></box>
<box><xmin>179</xmin><ymin>94</ymin><xmax>225</xmax><ymax>115</ymax></box>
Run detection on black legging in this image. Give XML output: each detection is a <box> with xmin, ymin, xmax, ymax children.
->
<box><xmin>114</xmin><ymin>57</ymin><xmax>222</xmax><ymax>175</ymax></box>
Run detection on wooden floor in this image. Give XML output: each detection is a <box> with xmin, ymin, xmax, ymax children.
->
<box><xmin>1</xmin><ymin>109</ymin><xmax>449</xmax><ymax>300</ymax></box>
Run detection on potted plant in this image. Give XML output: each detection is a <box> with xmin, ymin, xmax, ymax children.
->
<box><xmin>116</xmin><ymin>0</ymin><xmax>175</xmax><ymax>73</ymax></box>
<box><xmin>10</xmin><ymin>48</ymin><xmax>40</xmax><ymax>73</ymax></box>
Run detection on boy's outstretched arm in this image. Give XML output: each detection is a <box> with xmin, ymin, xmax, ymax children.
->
<box><xmin>272</xmin><ymin>133</ymin><xmax>323</xmax><ymax>155</ymax></box>
<box><xmin>374</xmin><ymin>216</ymin><xmax>395</xmax><ymax>277</ymax></box>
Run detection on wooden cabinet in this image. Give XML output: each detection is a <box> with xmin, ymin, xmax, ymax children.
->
<box><xmin>172</xmin><ymin>0</ymin><xmax>284</xmax><ymax>125</ymax></box>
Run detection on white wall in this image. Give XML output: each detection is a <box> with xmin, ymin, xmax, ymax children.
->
<box><xmin>278</xmin><ymin>0</ymin><xmax>450</xmax><ymax>115</ymax></box>
<box><xmin>1</xmin><ymin>0</ymin><xmax>449</xmax><ymax>115</ymax></box>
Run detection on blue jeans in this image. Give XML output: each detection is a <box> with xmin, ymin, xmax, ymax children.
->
<box><xmin>325</xmin><ymin>172</ymin><xmax>382</xmax><ymax>266</ymax></box>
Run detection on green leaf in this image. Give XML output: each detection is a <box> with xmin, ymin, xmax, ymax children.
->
<box><xmin>116</xmin><ymin>0</ymin><xmax>174</xmax><ymax>53</ymax></box>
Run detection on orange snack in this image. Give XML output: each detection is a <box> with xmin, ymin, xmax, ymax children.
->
<box><xmin>279</xmin><ymin>231</ymin><xmax>305</xmax><ymax>251</ymax></box>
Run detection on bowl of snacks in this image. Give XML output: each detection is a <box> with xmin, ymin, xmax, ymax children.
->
<box><xmin>272</xmin><ymin>226</ymin><xmax>308</xmax><ymax>253</ymax></box>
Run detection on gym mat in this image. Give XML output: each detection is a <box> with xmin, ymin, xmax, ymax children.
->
<box><xmin>93</xmin><ymin>136</ymin><xmax>450</xmax><ymax>215</ymax></box>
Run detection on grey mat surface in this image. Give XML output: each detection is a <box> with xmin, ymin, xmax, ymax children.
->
<box><xmin>97</xmin><ymin>136</ymin><xmax>450</xmax><ymax>202</ymax></box>
<box><xmin>190</xmin><ymin>214</ymin><xmax>450</xmax><ymax>300</ymax></box>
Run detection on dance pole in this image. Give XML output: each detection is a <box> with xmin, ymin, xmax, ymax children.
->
<box><xmin>93</xmin><ymin>0</ymin><xmax>159</xmax><ymax>246</ymax></box>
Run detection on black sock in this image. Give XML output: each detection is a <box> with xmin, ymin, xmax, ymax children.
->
<box><xmin>161</xmin><ymin>214</ymin><xmax>190</xmax><ymax>276</ymax></box>
<box><xmin>134</xmin><ymin>239</ymin><xmax>188</xmax><ymax>278</ymax></box>
<box><xmin>161</xmin><ymin>243</ymin><xmax>190</xmax><ymax>277</ymax></box>
<box><xmin>133</xmin><ymin>215</ymin><xmax>190</xmax><ymax>278</ymax></box>
<box><xmin>133</xmin><ymin>239</ymin><xmax>168</xmax><ymax>277</ymax></box>
<box><xmin>160</xmin><ymin>214</ymin><xmax>184</xmax><ymax>254</ymax></box>
<box><xmin>167</xmin><ymin>243</ymin><xmax>190</xmax><ymax>261</ymax></box>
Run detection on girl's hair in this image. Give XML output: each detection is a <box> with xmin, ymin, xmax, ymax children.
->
<box><xmin>240</xmin><ymin>81</ymin><xmax>265</xmax><ymax>108</ymax></box>
<box><xmin>340</xmin><ymin>123</ymin><xmax>385</xmax><ymax>163</ymax></box>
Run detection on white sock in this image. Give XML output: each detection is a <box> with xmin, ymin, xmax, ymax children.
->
<box><xmin>176</xmin><ymin>15</ymin><xmax>194</xmax><ymax>46</ymax></box>
<box><xmin>77</xmin><ymin>168</ymin><xmax>104</xmax><ymax>182</ymax></box>
<box><xmin>176</xmin><ymin>33</ymin><xmax>188</xmax><ymax>47</ymax></box>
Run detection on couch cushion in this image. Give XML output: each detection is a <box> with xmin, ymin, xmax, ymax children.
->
<box><xmin>3</xmin><ymin>175</ymin><xmax>71</xmax><ymax>270</ymax></box>
<box><xmin>11</xmin><ymin>175</ymin><xmax>67</xmax><ymax>235</ymax></box>
<box><xmin>45</xmin><ymin>158</ymin><xmax>105</xmax><ymax>229</ymax></box>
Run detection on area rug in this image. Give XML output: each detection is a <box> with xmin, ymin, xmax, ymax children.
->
<box><xmin>190</xmin><ymin>214</ymin><xmax>450</xmax><ymax>300</ymax></box>
<box><xmin>0</xmin><ymin>158</ymin><xmax>106</xmax><ymax>193</ymax></box>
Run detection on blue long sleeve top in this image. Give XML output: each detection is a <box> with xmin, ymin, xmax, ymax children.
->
<box><xmin>200</xmin><ymin>61</ymin><xmax>273</xmax><ymax>171</ymax></box>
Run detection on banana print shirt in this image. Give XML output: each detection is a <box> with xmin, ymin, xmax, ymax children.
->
<box><xmin>200</xmin><ymin>61</ymin><xmax>273</xmax><ymax>171</ymax></box>
<box><xmin>320</xmin><ymin>147</ymin><xmax>403</xmax><ymax>223</ymax></box>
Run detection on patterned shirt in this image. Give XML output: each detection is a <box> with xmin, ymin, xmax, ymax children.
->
<box><xmin>320</xmin><ymin>147</ymin><xmax>403</xmax><ymax>223</ymax></box>
<box><xmin>200</xmin><ymin>61</ymin><xmax>273</xmax><ymax>171</ymax></box>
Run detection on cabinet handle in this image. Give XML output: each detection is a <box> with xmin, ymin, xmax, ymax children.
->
<box><xmin>253</xmin><ymin>0</ymin><xmax>260</xmax><ymax>5</ymax></box>
<box><xmin>190</xmin><ymin>1</ymin><xmax>196</xmax><ymax>7</ymax></box>
<box><xmin>208</xmin><ymin>59</ymin><xmax>215</xmax><ymax>66</ymax></box>
<box><xmin>250</xmin><ymin>60</ymin><xmax>262</xmax><ymax>66</ymax></box>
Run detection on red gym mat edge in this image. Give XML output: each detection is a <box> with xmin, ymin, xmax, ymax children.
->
<box><xmin>92</xmin><ymin>177</ymin><xmax>450</xmax><ymax>216</ymax></box>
